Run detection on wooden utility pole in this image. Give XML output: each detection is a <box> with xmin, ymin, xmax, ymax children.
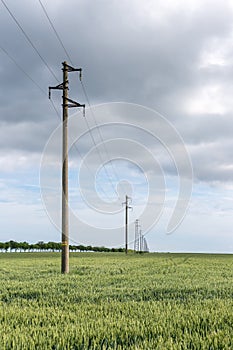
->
<box><xmin>134</xmin><ymin>219</ymin><xmax>139</xmax><ymax>252</ymax></box>
<box><xmin>49</xmin><ymin>61</ymin><xmax>85</xmax><ymax>274</ymax></box>
<box><xmin>123</xmin><ymin>195</ymin><xmax>132</xmax><ymax>254</ymax></box>
<box><xmin>125</xmin><ymin>195</ymin><xmax>128</xmax><ymax>254</ymax></box>
<box><xmin>61</xmin><ymin>62</ymin><xmax>69</xmax><ymax>273</ymax></box>
<box><xmin>139</xmin><ymin>229</ymin><xmax>143</xmax><ymax>252</ymax></box>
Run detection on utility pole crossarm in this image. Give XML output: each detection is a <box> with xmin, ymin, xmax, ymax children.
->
<box><xmin>48</xmin><ymin>82</ymin><xmax>65</xmax><ymax>99</ymax></box>
<box><xmin>64</xmin><ymin>97</ymin><xmax>85</xmax><ymax>109</ymax></box>
<box><xmin>66</xmin><ymin>64</ymin><xmax>82</xmax><ymax>80</ymax></box>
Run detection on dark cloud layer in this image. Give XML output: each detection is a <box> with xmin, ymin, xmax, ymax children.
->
<box><xmin>1</xmin><ymin>0</ymin><xmax>233</xmax><ymax>185</ymax></box>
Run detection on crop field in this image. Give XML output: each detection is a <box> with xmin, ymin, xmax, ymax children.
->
<box><xmin>0</xmin><ymin>252</ymin><xmax>233</xmax><ymax>349</ymax></box>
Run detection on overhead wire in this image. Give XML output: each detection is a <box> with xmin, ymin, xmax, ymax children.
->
<box><xmin>37</xmin><ymin>0</ymin><xmax>74</xmax><ymax>66</ymax></box>
<box><xmin>0</xmin><ymin>45</ymin><xmax>111</xmax><ymax>200</ymax></box>
<box><xmin>0</xmin><ymin>45</ymin><xmax>60</xmax><ymax>118</ymax></box>
<box><xmin>0</xmin><ymin>0</ymin><xmax>112</xmax><ymax>200</ymax></box>
<box><xmin>0</xmin><ymin>45</ymin><xmax>45</xmax><ymax>96</ymax></box>
<box><xmin>1</xmin><ymin>0</ymin><xmax>130</xmax><ymax>247</ymax></box>
<box><xmin>0</xmin><ymin>0</ymin><xmax>59</xmax><ymax>82</ymax></box>
<box><xmin>37</xmin><ymin>0</ymin><xmax>119</xmax><ymax>197</ymax></box>
<box><xmin>36</xmin><ymin>0</ymin><xmax>132</xmax><ymax>249</ymax></box>
<box><xmin>80</xmin><ymin>80</ymin><xmax>128</xmax><ymax>195</ymax></box>
<box><xmin>82</xmin><ymin>113</ymin><xmax>118</xmax><ymax>196</ymax></box>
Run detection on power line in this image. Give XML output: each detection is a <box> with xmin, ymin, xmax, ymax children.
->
<box><xmin>0</xmin><ymin>45</ymin><xmax>111</xmax><ymax>200</ymax></box>
<box><xmin>0</xmin><ymin>0</ymin><xmax>59</xmax><ymax>82</ymax></box>
<box><xmin>1</xmin><ymin>0</ymin><xmax>118</xmax><ymax>200</ymax></box>
<box><xmin>0</xmin><ymin>3</ymin><xmax>138</xmax><ymax>252</ymax></box>
<box><xmin>0</xmin><ymin>46</ymin><xmax>45</xmax><ymax>96</ymax></box>
<box><xmin>83</xmin><ymin>112</ymin><xmax>118</xmax><ymax>196</ymax></box>
<box><xmin>50</xmin><ymin>98</ymin><xmax>62</xmax><ymax>120</ymax></box>
<box><xmin>81</xmin><ymin>80</ymin><xmax>127</xmax><ymax>194</ymax></box>
<box><xmin>2</xmin><ymin>1</ymin><xmax>129</xmax><ymax>243</ymax></box>
<box><xmin>37</xmin><ymin>0</ymin><xmax>74</xmax><ymax>66</ymax></box>
<box><xmin>0</xmin><ymin>45</ymin><xmax>61</xmax><ymax>119</ymax></box>
<box><xmin>36</xmin><ymin>0</ymin><xmax>123</xmax><ymax>197</ymax></box>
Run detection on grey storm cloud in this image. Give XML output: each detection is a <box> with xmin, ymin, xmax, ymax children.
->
<box><xmin>0</xmin><ymin>0</ymin><xmax>233</xmax><ymax>185</ymax></box>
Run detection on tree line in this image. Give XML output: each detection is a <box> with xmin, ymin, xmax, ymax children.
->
<box><xmin>0</xmin><ymin>240</ymin><xmax>125</xmax><ymax>253</ymax></box>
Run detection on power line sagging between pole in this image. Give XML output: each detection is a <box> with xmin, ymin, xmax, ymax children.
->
<box><xmin>37</xmin><ymin>0</ymin><xmax>123</xmax><ymax>199</ymax></box>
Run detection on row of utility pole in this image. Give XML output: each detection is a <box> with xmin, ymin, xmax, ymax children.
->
<box><xmin>134</xmin><ymin>219</ymin><xmax>149</xmax><ymax>253</ymax></box>
<box><xmin>123</xmin><ymin>199</ymin><xmax>149</xmax><ymax>254</ymax></box>
<box><xmin>49</xmin><ymin>62</ymin><xmax>148</xmax><ymax>274</ymax></box>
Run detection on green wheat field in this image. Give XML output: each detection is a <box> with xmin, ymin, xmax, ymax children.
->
<box><xmin>0</xmin><ymin>252</ymin><xmax>233</xmax><ymax>349</ymax></box>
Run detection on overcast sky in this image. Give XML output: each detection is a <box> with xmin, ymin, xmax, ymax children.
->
<box><xmin>0</xmin><ymin>0</ymin><xmax>233</xmax><ymax>252</ymax></box>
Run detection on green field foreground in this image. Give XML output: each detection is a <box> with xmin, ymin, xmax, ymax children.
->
<box><xmin>0</xmin><ymin>252</ymin><xmax>233</xmax><ymax>349</ymax></box>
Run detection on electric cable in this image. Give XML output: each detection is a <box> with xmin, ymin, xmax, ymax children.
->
<box><xmin>0</xmin><ymin>45</ymin><xmax>111</xmax><ymax>200</ymax></box>
<box><xmin>37</xmin><ymin>0</ymin><xmax>123</xmax><ymax>197</ymax></box>
<box><xmin>81</xmin><ymin>80</ymin><xmax>128</xmax><ymax>195</ymax></box>
<box><xmin>1</xmin><ymin>0</ymin><xmax>59</xmax><ymax>82</ymax></box>
<box><xmin>37</xmin><ymin>0</ymin><xmax>74</xmax><ymax>66</ymax></box>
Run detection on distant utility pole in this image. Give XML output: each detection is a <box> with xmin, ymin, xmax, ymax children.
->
<box><xmin>49</xmin><ymin>61</ymin><xmax>85</xmax><ymax>274</ymax></box>
<box><xmin>139</xmin><ymin>229</ymin><xmax>143</xmax><ymax>252</ymax></box>
<box><xmin>143</xmin><ymin>236</ymin><xmax>149</xmax><ymax>253</ymax></box>
<box><xmin>134</xmin><ymin>219</ymin><xmax>140</xmax><ymax>252</ymax></box>
<box><xmin>123</xmin><ymin>195</ymin><xmax>132</xmax><ymax>254</ymax></box>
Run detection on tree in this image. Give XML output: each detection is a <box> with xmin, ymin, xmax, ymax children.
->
<box><xmin>9</xmin><ymin>240</ymin><xmax>19</xmax><ymax>252</ymax></box>
<box><xmin>0</xmin><ymin>242</ymin><xmax>5</xmax><ymax>252</ymax></box>
<box><xmin>4</xmin><ymin>242</ymin><xmax>10</xmax><ymax>252</ymax></box>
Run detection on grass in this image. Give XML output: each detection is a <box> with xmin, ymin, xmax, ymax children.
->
<box><xmin>0</xmin><ymin>252</ymin><xmax>233</xmax><ymax>349</ymax></box>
